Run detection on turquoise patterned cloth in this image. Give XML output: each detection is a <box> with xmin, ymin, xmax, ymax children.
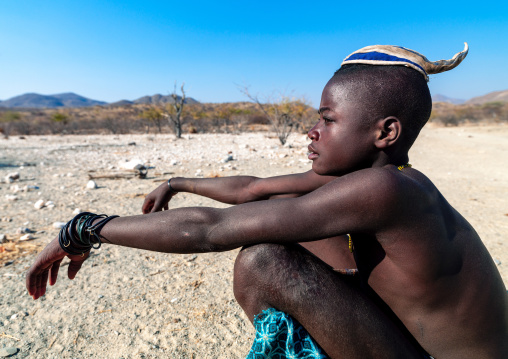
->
<box><xmin>246</xmin><ymin>308</ymin><xmax>328</xmax><ymax>359</ymax></box>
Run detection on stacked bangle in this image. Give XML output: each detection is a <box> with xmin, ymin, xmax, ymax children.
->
<box><xmin>58</xmin><ymin>212</ymin><xmax>118</xmax><ymax>256</ymax></box>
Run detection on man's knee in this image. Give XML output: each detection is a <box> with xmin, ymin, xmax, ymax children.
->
<box><xmin>233</xmin><ymin>243</ymin><xmax>290</xmax><ymax>313</ymax></box>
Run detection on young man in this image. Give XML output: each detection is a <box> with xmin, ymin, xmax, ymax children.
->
<box><xmin>26</xmin><ymin>43</ymin><xmax>508</xmax><ymax>358</ymax></box>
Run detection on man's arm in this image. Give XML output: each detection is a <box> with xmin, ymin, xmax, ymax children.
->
<box><xmin>142</xmin><ymin>170</ymin><xmax>337</xmax><ymax>213</ymax></box>
<box><xmin>27</xmin><ymin>168</ymin><xmax>397</xmax><ymax>299</ymax></box>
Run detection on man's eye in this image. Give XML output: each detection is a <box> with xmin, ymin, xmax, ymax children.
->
<box><xmin>323</xmin><ymin>117</ymin><xmax>333</xmax><ymax>123</ymax></box>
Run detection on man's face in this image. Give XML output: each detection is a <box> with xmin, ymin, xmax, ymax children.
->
<box><xmin>307</xmin><ymin>79</ymin><xmax>376</xmax><ymax>176</ymax></box>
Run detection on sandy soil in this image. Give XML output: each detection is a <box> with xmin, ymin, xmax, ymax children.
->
<box><xmin>0</xmin><ymin>125</ymin><xmax>507</xmax><ymax>358</ymax></box>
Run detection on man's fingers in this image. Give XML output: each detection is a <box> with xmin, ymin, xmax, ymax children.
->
<box><xmin>36</xmin><ymin>270</ymin><xmax>49</xmax><ymax>299</ymax></box>
<box><xmin>150</xmin><ymin>201</ymin><xmax>163</xmax><ymax>213</ymax></box>
<box><xmin>49</xmin><ymin>258</ymin><xmax>63</xmax><ymax>286</ymax></box>
<box><xmin>68</xmin><ymin>258</ymin><xmax>86</xmax><ymax>280</ymax></box>
<box><xmin>142</xmin><ymin>199</ymin><xmax>153</xmax><ymax>214</ymax></box>
<box><xmin>26</xmin><ymin>268</ymin><xmax>38</xmax><ymax>297</ymax></box>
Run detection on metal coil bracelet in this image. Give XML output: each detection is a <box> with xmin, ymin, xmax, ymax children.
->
<box><xmin>58</xmin><ymin>212</ymin><xmax>119</xmax><ymax>256</ymax></box>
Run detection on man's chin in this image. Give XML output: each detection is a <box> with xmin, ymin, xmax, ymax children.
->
<box><xmin>311</xmin><ymin>163</ymin><xmax>331</xmax><ymax>176</ymax></box>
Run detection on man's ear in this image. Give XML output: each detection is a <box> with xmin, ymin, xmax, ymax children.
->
<box><xmin>374</xmin><ymin>116</ymin><xmax>402</xmax><ymax>149</ymax></box>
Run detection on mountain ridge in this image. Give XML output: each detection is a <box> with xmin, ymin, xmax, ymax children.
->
<box><xmin>0</xmin><ymin>92</ymin><xmax>199</xmax><ymax>109</ymax></box>
<box><xmin>1</xmin><ymin>89</ymin><xmax>507</xmax><ymax>109</ymax></box>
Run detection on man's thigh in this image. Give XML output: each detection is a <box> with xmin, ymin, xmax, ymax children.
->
<box><xmin>234</xmin><ymin>243</ymin><xmax>425</xmax><ymax>359</ymax></box>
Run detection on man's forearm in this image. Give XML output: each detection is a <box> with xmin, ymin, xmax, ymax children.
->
<box><xmin>170</xmin><ymin>176</ymin><xmax>263</xmax><ymax>204</ymax></box>
<box><xmin>101</xmin><ymin>207</ymin><xmax>225</xmax><ymax>253</ymax></box>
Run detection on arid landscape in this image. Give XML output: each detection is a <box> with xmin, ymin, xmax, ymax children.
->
<box><xmin>0</xmin><ymin>123</ymin><xmax>507</xmax><ymax>358</ymax></box>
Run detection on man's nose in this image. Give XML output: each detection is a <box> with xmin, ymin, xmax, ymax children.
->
<box><xmin>308</xmin><ymin>126</ymin><xmax>319</xmax><ymax>141</ymax></box>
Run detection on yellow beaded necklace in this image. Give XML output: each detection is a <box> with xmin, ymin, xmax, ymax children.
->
<box><xmin>397</xmin><ymin>163</ymin><xmax>412</xmax><ymax>171</ymax></box>
<box><xmin>348</xmin><ymin>163</ymin><xmax>412</xmax><ymax>253</ymax></box>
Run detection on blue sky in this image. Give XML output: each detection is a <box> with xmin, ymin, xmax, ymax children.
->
<box><xmin>1</xmin><ymin>1</ymin><xmax>507</xmax><ymax>106</ymax></box>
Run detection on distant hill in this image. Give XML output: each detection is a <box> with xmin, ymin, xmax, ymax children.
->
<box><xmin>0</xmin><ymin>92</ymin><xmax>106</xmax><ymax>109</ymax></box>
<box><xmin>133</xmin><ymin>94</ymin><xmax>199</xmax><ymax>105</ymax></box>
<box><xmin>107</xmin><ymin>100</ymin><xmax>135</xmax><ymax>107</ymax></box>
<box><xmin>465</xmin><ymin>89</ymin><xmax>508</xmax><ymax>105</ymax></box>
<box><xmin>432</xmin><ymin>94</ymin><xmax>465</xmax><ymax>105</ymax></box>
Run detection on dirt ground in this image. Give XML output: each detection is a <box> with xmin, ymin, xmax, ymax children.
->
<box><xmin>0</xmin><ymin>125</ymin><xmax>507</xmax><ymax>358</ymax></box>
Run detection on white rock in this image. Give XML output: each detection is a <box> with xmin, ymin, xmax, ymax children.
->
<box><xmin>73</xmin><ymin>208</ymin><xmax>81</xmax><ymax>215</ymax></box>
<box><xmin>1</xmin><ymin>217</ymin><xmax>12</xmax><ymax>222</ymax></box>
<box><xmin>34</xmin><ymin>199</ymin><xmax>45</xmax><ymax>209</ymax></box>
<box><xmin>170</xmin><ymin>159</ymin><xmax>178</xmax><ymax>166</ymax></box>
<box><xmin>46</xmin><ymin>201</ymin><xmax>55</xmax><ymax>208</ymax></box>
<box><xmin>19</xmin><ymin>234</ymin><xmax>34</xmax><ymax>241</ymax></box>
<box><xmin>53</xmin><ymin>222</ymin><xmax>66</xmax><ymax>229</ymax></box>
<box><xmin>86</xmin><ymin>180</ymin><xmax>97</xmax><ymax>189</ymax></box>
<box><xmin>5</xmin><ymin>195</ymin><xmax>18</xmax><ymax>201</ymax></box>
<box><xmin>25</xmin><ymin>185</ymin><xmax>39</xmax><ymax>192</ymax></box>
<box><xmin>67</xmin><ymin>172</ymin><xmax>74</xmax><ymax>177</ymax></box>
<box><xmin>16</xmin><ymin>228</ymin><xmax>31</xmax><ymax>234</ymax></box>
<box><xmin>5</xmin><ymin>172</ymin><xmax>19</xmax><ymax>182</ymax></box>
<box><xmin>10</xmin><ymin>185</ymin><xmax>21</xmax><ymax>193</ymax></box>
<box><xmin>0</xmin><ymin>234</ymin><xmax>6</xmax><ymax>243</ymax></box>
<box><xmin>118</xmin><ymin>159</ymin><xmax>144</xmax><ymax>170</ymax></box>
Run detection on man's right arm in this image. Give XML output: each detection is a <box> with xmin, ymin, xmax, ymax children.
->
<box><xmin>142</xmin><ymin>171</ymin><xmax>338</xmax><ymax>213</ymax></box>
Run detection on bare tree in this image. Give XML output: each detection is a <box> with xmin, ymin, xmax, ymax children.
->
<box><xmin>163</xmin><ymin>83</ymin><xmax>186</xmax><ymax>138</ymax></box>
<box><xmin>239</xmin><ymin>87</ymin><xmax>305</xmax><ymax>145</ymax></box>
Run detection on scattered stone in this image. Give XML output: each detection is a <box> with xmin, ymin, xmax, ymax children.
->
<box><xmin>10</xmin><ymin>185</ymin><xmax>21</xmax><ymax>193</ymax></box>
<box><xmin>222</xmin><ymin>154</ymin><xmax>234</xmax><ymax>163</ymax></box>
<box><xmin>0</xmin><ymin>347</ymin><xmax>18</xmax><ymax>357</ymax></box>
<box><xmin>170</xmin><ymin>298</ymin><xmax>178</xmax><ymax>303</ymax></box>
<box><xmin>279</xmin><ymin>153</ymin><xmax>288</xmax><ymax>158</ymax></box>
<box><xmin>25</xmin><ymin>185</ymin><xmax>39</xmax><ymax>192</ymax></box>
<box><xmin>5</xmin><ymin>172</ymin><xmax>19</xmax><ymax>183</ymax></box>
<box><xmin>494</xmin><ymin>259</ymin><xmax>502</xmax><ymax>266</ymax></box>
<box><xmin>170</xmin><ymin>160</ymin><xmax>178</xmax><ymax>166</ymax></box>
<box><xmin>16</xmin><ymin>228</ymin><xmax>32</xmax><ymax>234</ymax></box>
<box><xmin>34</xmin><ymin>199</ymin><xmax>45</xmax><ymax>209</ymax></box>
<box><xmin>194</xmin><ymin>169</ymin><xmax>203</xmax><ymax>177</ymax></box>
<box><xmin>118</xmin><ymin>159</ymin><xmax>144</xmax><ymax>171</ymax></box>
<box><xmin>5</xmin><ymin>195</ymin><xmax>18</xmax><ymax>201</ymax></box>
<box><xmin>2</xmin><ymin>217</ymin><xmax>12</xmax><ymax>222</ymax></box>
<box><xmin>73</xmin><ymin>208</ymin><xmax>81</xmax><ymax>215</ymax></box>
<box><xmin>128</xmin><ymin>142</ymin><xmax>136</xmax><ymax>146</ymax></box>
<box><xmin>10</xmin><ymin>314</ymin><xmax>17</xmax><ymax>320</ymax></box>
<box><xmin>53</xmin><ymin>222</ymin><xmax>66</xmax><ymax>229</ymax></box>
<box><xmin>0</xmin><ymin>234</ymin><xmax>6</xmax><ymax>243</ymax></box>
<box><xmin>19</xmin><ymin>234</ymin><xmax>34</xmax><ymax>241</ymax></box>
<box><xmin>46</xmin><ymin>200</ymin><xmax>55</xmax><ymax>208</ymax></box>
<box><xmin>86</xmin><ymin>180</ymin><xmax>98</xmax><ymax>189</ymax></box>
<box><xmin>67</xmin><ymin>172</ymin><xmax>74</xmax><ymax>177</ymax></box>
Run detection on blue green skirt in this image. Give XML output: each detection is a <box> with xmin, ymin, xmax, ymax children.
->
<box><xmin>246</xmin><ymin>308</ymin><xmax>328</xmax><ymax>359</ymax></box>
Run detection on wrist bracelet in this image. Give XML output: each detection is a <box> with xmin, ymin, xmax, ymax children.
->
<box><xmin>167</xmin><ymin>178</ymin><xmax>176</xmax><ymax>193</ymax></box>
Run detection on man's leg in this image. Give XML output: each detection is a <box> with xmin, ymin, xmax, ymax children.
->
<box><xmin>234</xmin><ymin>243</ymin><xmax>423</xmax><ymax>359</ymax></box>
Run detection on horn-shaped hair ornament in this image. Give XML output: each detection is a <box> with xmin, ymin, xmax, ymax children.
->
<box><xmin>341</xmin><ymin>43</ymin><xmax>469</xmax><ymax>81</ymax></box>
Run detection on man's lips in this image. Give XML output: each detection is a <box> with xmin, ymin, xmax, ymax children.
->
<box><xmin>308</xmin><ymin>144</ymin><xmax>319</xmax><ymax>160</ymax></box>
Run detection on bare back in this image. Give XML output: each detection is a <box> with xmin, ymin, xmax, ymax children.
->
<box><xmin>353</xmin><ymin>167</ymin><xmax>508</xmax><ymax>358</ymax></box>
